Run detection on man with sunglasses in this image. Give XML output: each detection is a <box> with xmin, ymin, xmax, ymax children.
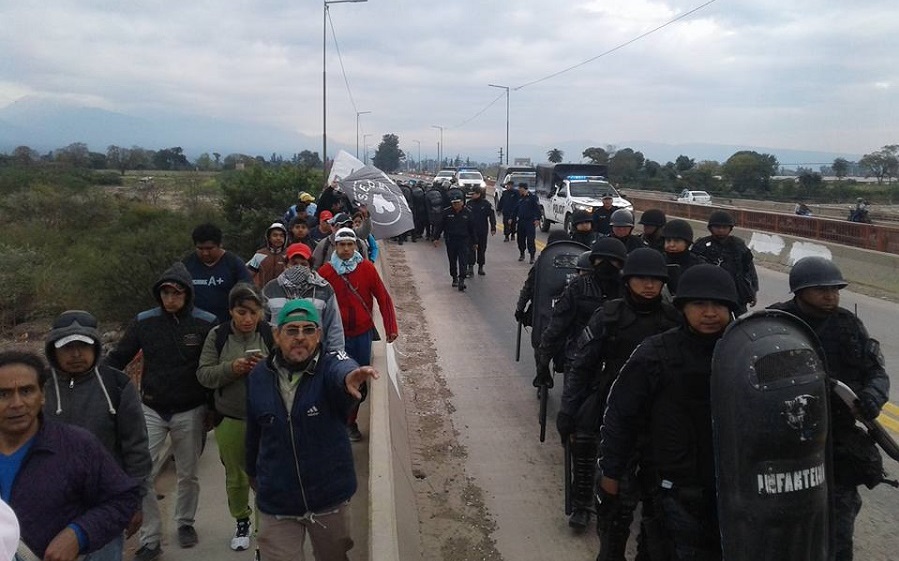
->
<box><xmin>246</xmin><ymin>299</ymin><xmax>378</xmax><ymax>561</ymax></box>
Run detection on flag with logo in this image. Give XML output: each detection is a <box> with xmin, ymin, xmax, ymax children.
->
<box><xmin>338</xmin><ymin>165</ymin><xmax>413</xmax><ymax>239</ymax></box>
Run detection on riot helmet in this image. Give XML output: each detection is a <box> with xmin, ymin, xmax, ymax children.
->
<box><xmin>661</xmin><ymin>219</ymin><xmax>694</xmax><ymax>243</ymax></box>
<box><xmin>621</xmin><ymin>247</ymin><xmax>669</xmax><ymax>280</ymax></box>
<box><xmin>571</xmin><ymin>210</ymin><xmax>592</xmax><ymax>226</ymax></box>
<box><xmin>610</xmin><ymin>209</ymin><xmax>635</xmax><ymax>227</ymax></box>
<box><xmin>638</xmin><ymin>209</ymin><xmax>667</xmax><ymax>227</ymax></box>
<box><xmin>589</xmin><ymin>237</ymin><xmax>628</xmax><ymax>263</ymax></box>
<box><xmin>546</xmin><ymin>231</ymin><xmax>570</xmax><ymax>245</ymax></box>
<box><xmin>788</xmin><ymin>256</ymin><xmax>847</xmax><ymax>293</ymax></box>
<box><xmin>673</xmin><ymin>264</ymin><xmax>739</xmax><ymax>311</ymax></box>
<box><xmin>575</xmin><ymin>251</ymin><xmax>593</xmax><ymax>271</ymax></box>
<box><xmin>708</xmin><ymin>210</ymin><xmax>735</xmax><ymax>229</ymax></box>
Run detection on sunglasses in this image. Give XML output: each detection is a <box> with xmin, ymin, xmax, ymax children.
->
<box><xmin>282</xmin><ymin>325</ymin><xmax>318</xmax><ymax>338</ymax></box>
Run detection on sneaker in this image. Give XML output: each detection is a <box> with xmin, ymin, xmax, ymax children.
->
<box><xmin>178</xmin><ymin>525</ymin><xmax>198</xmax><ymax>548</ymax></box>
<box><xmin>134</xmin><ymin>544</ymin><xmax>162</xmax><ymax>561</ymax></box>
<box><xmin>348</xmin><ymin>422</ymin><xmax>362</xmax><ymax>442</ymax></box>
<box><xmin>231</xmin><ymin>518</ymin><xmax>251</xmax><ymax>551</ymax></box>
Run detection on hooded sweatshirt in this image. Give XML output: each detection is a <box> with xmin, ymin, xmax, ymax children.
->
<box><xmin>104</xmin><ymin>262</ymin><xmax>218</xmax><ymax>414</ymax></box>
<box><xmin>44</xmin><ymin>311</ymin><xmax>151</xmax><ymax>485</ymax></box>
<box><xmin>261</xmin><ymin>265</ymin><xmax>345</xmax><ymax>352</ymax></box>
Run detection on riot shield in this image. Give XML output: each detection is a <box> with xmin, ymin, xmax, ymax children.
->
<box><xmin>712</xmin><ymin>310</ymin><xmax>830</xmax><ymax>560</ymax></box>
<box><xmin>530</xmin><ymin>240</ymin><xmax>590</xmax><ymax>349</ymax></box>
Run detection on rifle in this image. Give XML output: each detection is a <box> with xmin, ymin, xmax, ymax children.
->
<box><xmin>832</xmin><ymin>380</ymin><xmax>899</xmax><ymax>462</ymax></box>
<box><xmin>538</xmin><ymin>384</ymin><xmax>549</xmax><ymax>443</ymax></box>
<box><xmin>564</xmin><ymin>437</ymin><xmax>572</xmax><ymax>515</ymax></box>
<box><xmin>515</xmin><ymin>320</ymin><xmax>522</xmax><ymax>362</ymax></box>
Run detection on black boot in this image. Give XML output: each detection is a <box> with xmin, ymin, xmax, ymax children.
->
<box><xmin>518</xmin><ymin>252</ymin><xmax>525</xmax><ymax>262</ymax></box>
<box><xmin>458</xmin><ymin>279</ymin><xmax>466</xmax><ymax>292</ymax></box>
<box><xmin>478</xmin><ymin>265</ymin><xmax>485</xmax><ymax>276</ymax></box>
<box><xmin>570</xmin><ymin>435</ymin><xmax>597</xmax><ymax>533</ymax></box>
<box><xmin>451</xmin><ymin>277</ymin><xmax>458</xmax><ymax>287</ymax></box>
<box><xmin>529</xmin><ymin>253</ymin><xmax>535</xmax><ymax>264</ymax></box>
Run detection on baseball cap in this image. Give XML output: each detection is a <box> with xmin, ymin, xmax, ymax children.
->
<box><xmin>319</xmin><ymin>210</ymin><xmax>334</xmax><ymax>222</ymax></box>
<box><xmin>449</xmin><ymin>191</ymin><xmax>464</xmax><ymax>203</ymax></box>
<box><xmin>286</xmin><ymin>243</ymin><xmax>312</xmax><ymax>260</ymax></box>
<box><xmin>299</xmin><ymin>191</ymin><xmax>315</xmax><ymax>203</ymax></box>
<box><xmin>602</xmin><ymin>193</ymin><xmax>613</xmax><ymax>200</ymax></box>
<box><xmin>277</xmin><ymin>299</ymin><xmax>321</xmax><ymax>327</ymax></box>
<box><xmin>334</xmin><ymin>227</ymin><xmax>357</xmax><ymax>243</ymax></box>
<box><xmin>159</xmin><ymin>281</ymin><xmax>187</xmax><ymax>293</ymax></box>
<box><xmin>54</xmin><ymin>334</ymin><xmax>96</xmax><ymax>349</ymax></box>
<box><xmin>329</xmin><ymin>212</ymin><xmax>352</xmax><ymax>227</ymax></box>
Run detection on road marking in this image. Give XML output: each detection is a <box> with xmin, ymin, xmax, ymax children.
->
<box><xmin>881</xmin><ymin>403</ymin><xmax>899</xmax><ymax>434</ymax></box>
<box><xmin>496</xmin><ymin>223</ymin><xmax>546</xmax><ymax>251</ymax></box>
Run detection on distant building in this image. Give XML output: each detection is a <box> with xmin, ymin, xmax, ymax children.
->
<box><xmin>513</xmin><ymin>157</ymin><xmax>532</xmax><ymax>166</ymax></box>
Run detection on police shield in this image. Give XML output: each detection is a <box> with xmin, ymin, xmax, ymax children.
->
<box><xmin>712</xmin><ymin>310</ymin><xmax>830</xmax><ymax>560</ymax></box>
<box><xmin>530</xmin><ymin>240</ymin><xmax>589</xmax><ymax>348</ymax></box>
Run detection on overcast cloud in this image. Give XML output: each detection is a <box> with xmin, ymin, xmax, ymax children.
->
<box><xmin>1</xmin><ymin>0</ymin><xmax>897</xmax><ymax>160</ymax></box>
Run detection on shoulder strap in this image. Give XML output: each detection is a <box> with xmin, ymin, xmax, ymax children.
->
<box><xmin>339</xmin><ymin>273</ymin><xmax>374</xmax><ymax>321</ymax></box>
<box><xmin>214</xmin><ymin>323</ymin><xmax>233</xmax><ymax>354</ymax></box>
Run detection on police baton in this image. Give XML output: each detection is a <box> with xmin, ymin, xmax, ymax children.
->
<box><xmin>832</xmin><ymin>380</ymin><xmax>899</xmax><ymax>463</ymax></box>
<box><xmin>564</xmin><ymin>437</ymin><xmax>572</xmax><ymax>515</ymax></box>
<box><xmin>515</xmin><ymin>320</ymin><xmax>522</xmax><ymax>362</ymax></box>
<box><xmin>538</xmin><ymin>384</ymin><xmax>549</xmax><ymax>443</ymax></box>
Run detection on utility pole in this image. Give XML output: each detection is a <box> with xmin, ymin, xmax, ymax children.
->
<box><xmin>488</xmin><ymin>84</ymin><xmax>510</xmax><ymax>165</ymax></box>
<box><xmin>431</xmin><ymin>125</ymin><xmax>444</xmax><ymax>168</ymax></box>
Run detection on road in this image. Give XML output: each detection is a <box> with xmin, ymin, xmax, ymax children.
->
<box><xmin>393</xmin><ymin>220</ymin><xmax>899</xmax><ymax>560</ymax></box>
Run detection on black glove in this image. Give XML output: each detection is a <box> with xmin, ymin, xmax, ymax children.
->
<box><xmin>514</xmin><ymin>309</ymin><xmax>525</xmax><ymax>323</ymax></box>
<box><xmin>858</xmin><ymin>391</ymin><xmax>882</xmax><ymax>421</ymax></box>
<box><xmin>595</xmin><ymin>482</ymin><xmax>620</xmax><ymax>527</ymax></box>
<box><xmin>533</xmin><ymin>353</ymin><xmax>553</xmax><ymax>388</ymax></box>
<box><xmin>556</xmin><ymin>411</ymin><xmax>576</xmax><ymax>444</ymax></box>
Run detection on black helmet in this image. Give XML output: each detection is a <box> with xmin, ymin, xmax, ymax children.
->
<box><xmin>639</xmin><ymin>209</ymin><xmax>667</xmax><ymax>227</ymax></box>
<box><xmin>622</xmin><ymin>248</ymin><xmax>669</xmax><ymax>280</ymax></box>
<box><xmin>546</xmin><ymin>231</ymin><xmax>570</xmax><ymax>245</ymax></box>
<box><xmin>661</xmin><ymin>219</ymin><xmax>694</xmax><ymax>243</ymax></box>
<box><xmin>610</xmin><ymin>209</ymin><xmax>635</xmax><ymax>227</ymax></box>
<box><xmin>571</xmin><ymin>210</ymin><xmax>592</xmax><ymax>226</ymax></box>
<box><xmin>590</xmin><ymin>237</ymin><xmax>628</xmax><ymax>263</ymax></box>
<box><xmin>575</xmin><ymin>251</ymin><xmax>593</xmax><ymax>271</ymax></box>
<box><xmin>673</xmin><ymin>264</ymin><xmax>739</xmax><ymax>311</ymax></box>
<box><xmin>789</xmin><ymin>256</ymin><xmax>848</xmax><ymax>293</ymax></box>
<box><xmin>707</xmin><ymin>210</ymin><xmax>735</xmax><ymax>228</ymax></box>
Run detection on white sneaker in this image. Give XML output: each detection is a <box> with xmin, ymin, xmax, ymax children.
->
<box><xmin>230</xmin><ymin>518</ymin><xmax>251</xmax><ymax>551</ymax></box>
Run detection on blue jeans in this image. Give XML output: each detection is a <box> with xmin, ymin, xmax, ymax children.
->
<box><xmin>83</xmin><ymin>534</ymin><xmax>124</xmax><ymax>561</ymax></box>
<box><xmin>345</xmin><ymin>330</ymin><xmax>373</xmax><ymax>367</ymax></box>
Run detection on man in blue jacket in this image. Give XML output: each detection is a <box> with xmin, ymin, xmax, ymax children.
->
<box><xmin>514</xmin><ymin>182</ymin><xmax>542</xmax><ymax>264</ymax></box>
<box><xmin>246</xmin><ymin>299</ymin><xmax>379</xmax><ymax>561</ymax></box>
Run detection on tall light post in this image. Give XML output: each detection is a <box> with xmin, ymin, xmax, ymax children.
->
<box><xmin>412</xmin><ymin>139</ymin><xmax>421</xmax><ymax>173</ymax></box>
<box><xmin>355</xmin><ymin>110</ymin><xmax>371</xmax><ymax>159</ymax></box>
<box><xmin>323</xmin><ymin>0</ymin><xmax>367</xmax><ymax>182</ymax></box>
<box><xmin>489</xmin><ymin>84</ymin><xmax>510</xmax><ymax>165</ymax></box>
<box><xmin>431</xmin><ymin>125</ymin><xmax>444</xmax><ymax>168</ymax></box>
<box><xmin>363</xmin><ymin>134</ymin><xmax>372</xmax><ymax>165</ymax></box>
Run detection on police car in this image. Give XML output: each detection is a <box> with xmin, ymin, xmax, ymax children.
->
<box><xmin>454</xmin><ymin>169</ymin><xmax>487</xmax><ymax>197</ymax></box>
<box><xmin>537</xmin><ymin>173</ymin><xmax>632</xmax><ymax>233</ymax></box>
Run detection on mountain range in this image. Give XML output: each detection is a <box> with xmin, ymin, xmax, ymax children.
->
<box><xmin>0</xmin><ymin>96</ymin><xmax>861</xmax><ymax>169</ymax></box>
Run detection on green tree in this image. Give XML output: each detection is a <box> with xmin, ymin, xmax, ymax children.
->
<box><xmin>721</xmin><ymin>151</ymin><xmax>778</xmax><ymax>194</ymax></box>
<box><xmin>195</xmin><ymin>153</ymin><xmax>214</xmax><ymax>171</ymax></box>
<box><xmin>153</xmin><ymin>147</ymin><xmax>190</xmax><ymax>171</ymax></box>
<box><xmin>372</xmin><ymin>134</ymin><xmax>405</xmax><ymax>172</ymax></box>
<box><xmin>859</xmin><ymin>146</ymin><xmax>899</xmax><ymax>184</ymax></box>
<box><xmin>675</xmin><ymin>155</ymin><xmax>695</xmax><ymax>172</ymax></box>
<box><xmin>797</xmin><ymin>170</ymin><xmax>823</xmax><ymax>193</ymax></box>
<box><xmin>546</xmin><ymin>148</ymin><xmax>564</xmax><ymax>163</ymax></box>
<box><xmin>608</xmin><ymin>148</ymin><xmax>645</xmax><ymax>183</ymax></box>
<box><xmin>127</xmin><ymin>146</ymin><xmax>152</xmax><ymax>170</ymax></box>
<box><xmin>582</xmin><ymin>146</ymin><xmax>610</xmax><ymax>165</ymax></box>
<box><xmin>107</xmin><ymin>145</ymin><xmax>131</xmax><ymax>174</ymax></box>
<box><xmin>294</xmin><ymin>150</ymin><xmax>322</xmax><ymax>169</ymax></box>
<box><xmin>12</xmin><ymin>146</ymin><xmax>39</xmax><ymax>166</ymax></box>
<box><xmin>56</xmin><ymin>143</ymin><xmax>91</xmax><ymax>168</ymax></box>
<box><xmin>831</xmin><ymin>158</ymin><xmax>849</xmax><ymax>179</ymax></box>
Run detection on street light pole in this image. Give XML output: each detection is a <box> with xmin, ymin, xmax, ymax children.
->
<box><xmin>412</xmin><ymin>139</ymin><xmax>421</xmax><ymax>173</ymax></box>
<box><xmin>355</xmin><ymin>110</ymin><xmax>371</xmax><ymax>159</ymax></box>
<box><xmin>431</xmin><ymin>125</ymin><xmax>444</xmax><ymax>168</ymax></box>
<box><xmin>323</xmin><ymin>0</ymin><xmax>367</xmax><ymax>182</ymax></box>
<box><xmin>363</xmin><ymin>134</ymin><xmax>372</xmax><ymax>165</ymax></box>
<box><xmin>488</xmin><ymin>84</ymin><xmax>510</xmax><ymax>165</ymax></box>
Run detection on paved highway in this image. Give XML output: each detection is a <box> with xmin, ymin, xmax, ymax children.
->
<box><xmin>391</xmin><ymin>218</ymin><xmax>899</xmax><ymax>560</ymax></box>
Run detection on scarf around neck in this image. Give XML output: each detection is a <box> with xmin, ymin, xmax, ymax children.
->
<box><xmin>330</xmin><ymin>250</ymin><xmax>363</xmax><ymax>275</ymax></box>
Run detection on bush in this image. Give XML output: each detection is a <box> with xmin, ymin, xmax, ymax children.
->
<box><xmin>0</xmin><ymin>245</ymin><xmax>42</xmax><ymax>328</ymax></box>
<box><xmin>92</xmin><ymin>171</ymin><xmax>123</xmax><ymax>186</ymax></box>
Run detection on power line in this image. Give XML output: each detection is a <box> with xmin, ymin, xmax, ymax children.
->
<box><xmin>327</xmin><ymin>11</ymin><xmax>360</xmax><ymax>119</ymax></box>
<box><xmin>450</xmin><ymin>91</ymin><xmax>507</xmax><ymax>129</ymax></box>
<box><xmin>515</xmin><ymin>0</ymin><xmax>718</xmax><ymax>90</ymax></box>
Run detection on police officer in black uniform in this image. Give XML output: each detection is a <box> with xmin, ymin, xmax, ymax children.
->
<box><xmin>425</xmin><ymin>183</ymin><xmax>449</xmax><ymax>241</ymax></box>
<box><xmin>608</xmin><ymin>209</ymin><xmax>647</xmax><ymax>253</ymax></box>
<box><xmin>514</xmin><ymin>232</ymin><xmax>571</xmax><ymax>330</ymax></box>
<box><xmin>432</xmin><ymin>189</ymin><xmax>475</xmax><ymax>292</ymax></box>
<box><xmin>592</xmin><ymin>194</ymin><xmax>619</xmax><ymax>236</ymax></box>
<box><xmin>570</xmin><ymin>210</ymin><xmax>598</xmax><ymax>247</ymax></box>
<box><xmin>661</xmin><ymin>219</ymin><xmax>704</xmax><ymax>295</ymax></box>
<box><xmin>691</xmin><ymin>210</ymin><xmax>758</xmax><ymax>315</ymax></box>
<box><xmin>465</xmin><ymin>186</ymin><xmax>497</xmax><ymax>277</ymax></box>
<box><xmin>515</xmin><ymin>182</ymin><xmax>542</xmax><ymax>263</ymax></box>
<box><xmin>768</xmin><ymin>257</ymin><xmax>889</xmax><ymax>561</ymax></box>
<box><xmin>534</xmin><ymin>237</ymin><xmax>626</xmax><ymax>387</ymax></box>
<box><xmin>560</xmin><ymin>248</ymin><xmax>681</xmax><ymax>539</ymax></box>
<box><xmin>599</xmin><ymin>264</ymin><xmax>739</xmax><ymax>560</ymax></box>
<box><xmin>638</xmin><ymin>208</ymin><xmax>667</xmax><ymax>253</ymax></box>
<box><xmin>410</xmin><ymin>181</ymin><xmax>429</xmax><ymax>241</ymax></box>
<box><xmin>498</xmin><ymin>179</ymin><xmax>520</xmax><ymax>242</ymax></box>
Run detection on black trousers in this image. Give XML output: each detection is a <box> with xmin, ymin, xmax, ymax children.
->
<box><xmin>517</xmin><ymin>220</ymin><xmax>536</xmax><ymax>256</ymax></box>
<box><xmin>469</xmin><ymin>230</ymin><xmax>488</xmax><ymax>266</ymax></box>
<box><xmin>445</xmin><ymin>237</ymin><xmax>469</xmax><ymax>279</ymax></box>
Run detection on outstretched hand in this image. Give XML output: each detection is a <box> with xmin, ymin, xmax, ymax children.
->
<box><xmin>345</xmin><ymin>366</ymin><xmax>380</xmax><ymax>399</ymax></box>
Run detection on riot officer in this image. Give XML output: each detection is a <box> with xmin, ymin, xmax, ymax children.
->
<box><xmin>396</xmin><ymin>181</ymin><xmax>414</xmax><ymax>244</ymax></box>
<box><xmin>514</xmin><ymin>182</ymin><xmax>541</xmax><ymax>263</ymax></box>
<box><xmin>638</xmin><ymin>208</ymin><xmax>667</xmax><ymax>252</ymax></box>
<box><xmin>534</xmin><ymin>237</ymin><xmax>626</xmax><ymax>387</ymax></box>
<box><xmin>691</xmin><ymin>210</ymin><xmax>758</xmax><ymax>315</ymax></box>
<box><xmin>465</xmin><ymin>186</ymin><xmax>497</xmax><ymax>276</ymax></box>
<box><xmin>410</xmin><ymin>181</ymin><xmax>429</xmax><ymax>241</ymax></box>
<box><xmin>599</xmin><ymin>264</ymin><xmax>739</xmax><ymax>560</ymax></box>
<box><xmin>514</xmin><ymin>231</ymin><xmax>572</xmax><ymax>331</ymax></box>
<box><xmin>560</xmin><ymin>248</ymin><xmax>681</xmax><ymax>538</ymax></box>
<box><xmin>768</xmin><ymin>257</ymin><xmax>889</xmax><ymax>561</ymax></box>
<box><xmin>608</xmin><ymin>209</ymin><xmax>646</xmax><ymax>253</ymax></box>
<box><xmin>661</xmin><ymin>219</ymin><xmax>704</xmax><ymax>295</ymax></box>
<box><xmin>592</xmin><ymin>194</ymin><xmax>619</xmax><ymax>236</ymax></box>
<box><xmin>424</xmin><ymin>183</ymin><xmax>449</xmax><ymax>241</ymax></box>
<box><xmin>432</xmin><ymin>189</ymin><xmax>475</xmax><ymax>291</ymax></box>
<box><xmin>569</xmin><ymin>210</ymin><xmax>597</xmax><ymax>247</ymax></box>
<box><xmin>498</xmin><ymin>179</ymin><xmax>520</xmax><ymax>242</ymax></box>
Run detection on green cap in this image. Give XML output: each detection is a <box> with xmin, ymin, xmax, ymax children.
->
<box><xmin>277</xmin><ymin>299</ymin><xmax>321</xmax><ymax>327</ymax></box>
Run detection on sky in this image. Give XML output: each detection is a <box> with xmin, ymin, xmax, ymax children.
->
<box><xmin>1</xmin><ymin>0</ymin><xmax>897</xmax><ymax>162</ymax></box>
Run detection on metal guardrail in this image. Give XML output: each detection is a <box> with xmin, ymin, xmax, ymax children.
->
<box><xmin>627</xmin><ymin>196</ymin><xmax>899</xmax><ymax>256</ymax></box>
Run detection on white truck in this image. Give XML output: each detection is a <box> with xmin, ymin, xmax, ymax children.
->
<box><xmin>535</xmin><ymin>163</ymin><xmax>632</xmax><ymax>232</ymax></box>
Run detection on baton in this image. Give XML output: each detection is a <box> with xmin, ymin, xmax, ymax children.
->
<box><xmin>832</xmin><ymin>380</ymin><xmax>899</xmax><ymax>462</ymax></box>
<box><xmin>515</xmin><ymin>320</ymin><xmax>522</xmax><ymax>362</ymax></box>
<box><xmin>539</xmin><ymin>385</ymin><xmax>549</xmax><ymax>443</ymax></box>
<box><xmin>564</xmin><ymin>437</ymin><xmax>572</xmax><ymax>515</ymax></box>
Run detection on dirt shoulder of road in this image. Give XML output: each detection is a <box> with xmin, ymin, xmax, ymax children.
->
<box><xmin>381</xmin><ymin>244</ymin><xmax>503</xmax><ymax>561</ymax></box>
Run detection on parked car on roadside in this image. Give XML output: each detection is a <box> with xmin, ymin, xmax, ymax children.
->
<box><xmin>676</xmin><ymin>189</ymin><xmax>712</xmax><ymax>204</ymax></box>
